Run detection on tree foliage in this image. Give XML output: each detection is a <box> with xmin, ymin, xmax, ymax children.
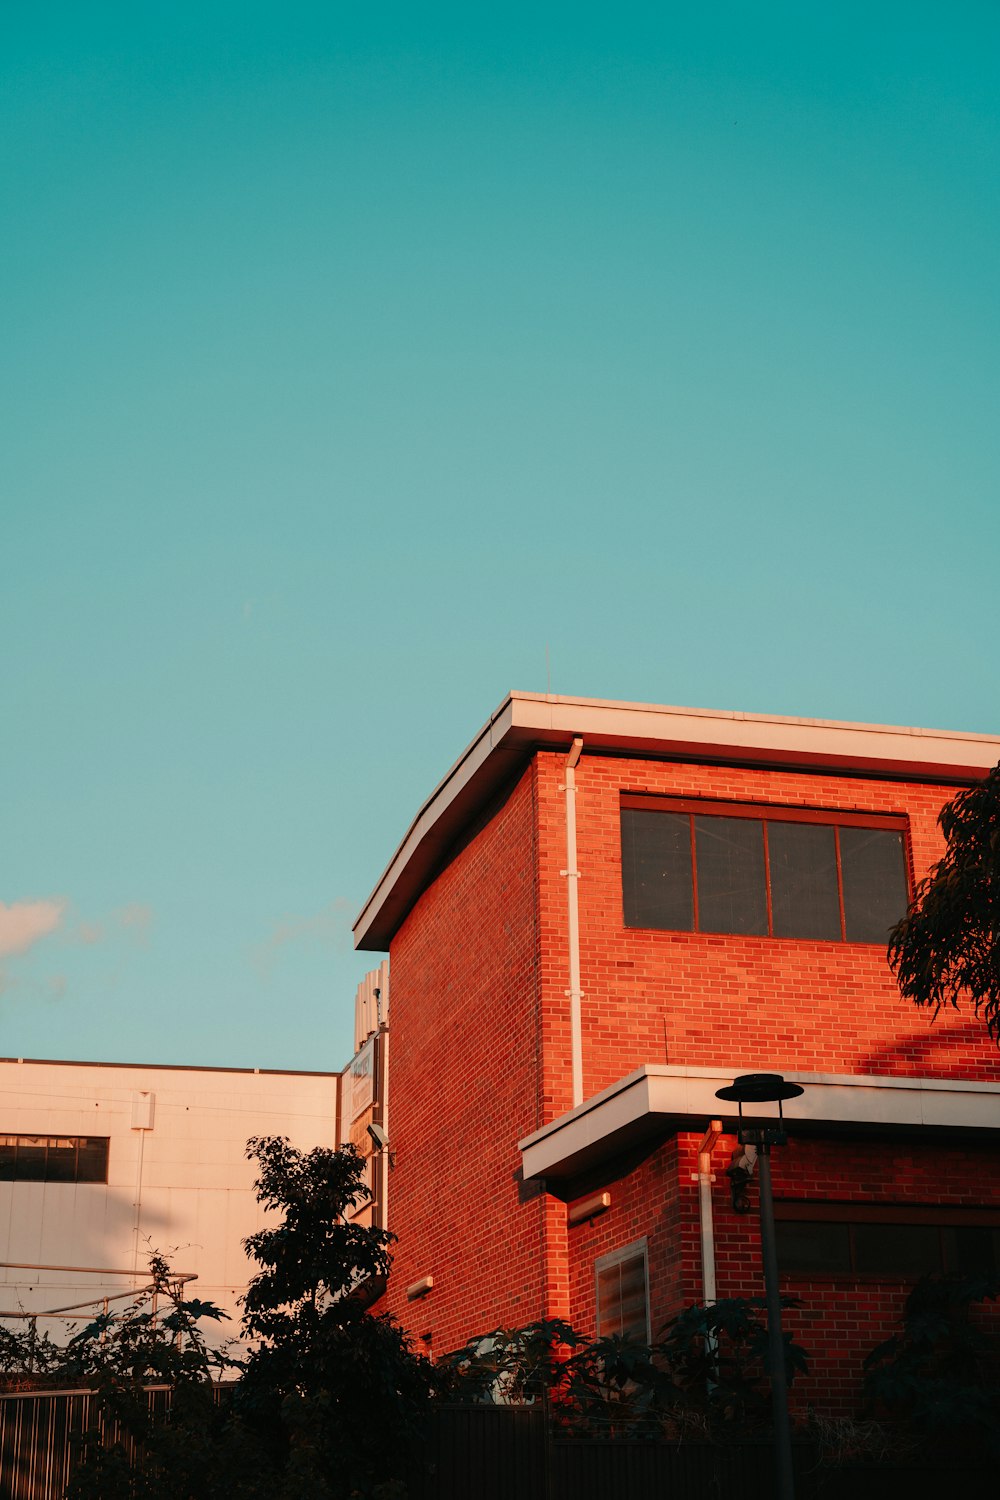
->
<box><xmin>889</xmin><ymin>764</ymin><xmax>1000</xmax><ymax>1042</ymax></box>
<box><xmin>59</xmin><ymin>1253</ymin><xmax>243</xmax><ymax>1500</ymax></box>
<box><xmin>241</xmin><ymin>1134</ymin><xmax>394</xmax><ymax>1343</ymax></box>
<box><xmin>444</xmin><ymin>1298</ymin><xmax>808</xmax><ymax>1441</ymax></box>
<box><xmin>0</xmin><ymin>1319</ymin><xmax>62</xmax><ymax>1388</ymax></box>
<box><xmin>864</xmin><ymin>1272</ymin><xmax>1000</xmax><ymax>1458</ymax></box>
<box><xmin>236</xmin><ymin>1137</ymin><xmax>434</xmax><ymax>1500</ymax></box>
<box><xmin>0</xmin><ymin>1142</ymin><xmax>433</xmax><ymax>1499</ymax></box>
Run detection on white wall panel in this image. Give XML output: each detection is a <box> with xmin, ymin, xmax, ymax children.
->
<box><xmin>0</xmin><ymin>1058</ymin><xmax>338</xmax><ymax>1346</ymax></box>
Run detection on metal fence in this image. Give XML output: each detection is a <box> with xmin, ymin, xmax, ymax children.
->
<box><xmin>0</xmin><ymin>1389</ymin><xmax>987</xmax><ymax>1500</ymax></box>
<box><xmin>413</xmin><ymin>1405</ymin><xmax>986</xmax><ymax>1500</ymax></box>
<box><xmin>413</xmin><ymin>1408</ymin><xmax>812</xmax><ymax>1500</ymax></box>
<box><xmin>0</xmin><ymin>1386</ymin><xmax>177</xmax><ymax>1500</ymax></box>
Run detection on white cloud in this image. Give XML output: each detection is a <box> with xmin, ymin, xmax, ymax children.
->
<box><xmin>0</xmin><ymin>900</ymin><xmax>65</xmax><ymax>959</ymax></box>
<box><xmin>253</xmin><ymin>898</ymin><xmax>353</xmax><ymax>979</ymax></box>
<box><xmin>0</xmin><ymin>899</ymin><xmax>154</xmax><ymax>1003</ymax></box>
<box><xmin>115</xmin><ymin>904</ymin><xmax>153</xmax><ymax>945</ymax></box>
<box><xmin>62</xmin><ymin>903</ymin><xmax>153</xmax><ymax>949</ymax></box>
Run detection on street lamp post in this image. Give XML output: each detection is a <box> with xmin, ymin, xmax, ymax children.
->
<box><xmin>715</xmin><ymin>1072</ymin><xmax>804</xmax><ymax>1500</ymax></box>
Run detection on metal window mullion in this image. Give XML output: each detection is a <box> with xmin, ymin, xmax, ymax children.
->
<box><xmin>762</xmin><ymin>820</ymin><xmax>774</xmax><ymax>936</ymax></box>
<box><xmin>689</xmin><ymin>815</ymin><xmax>700</xmax><ymax>932</ymax></box>
<box><xmin>834</xmin><ymin>827</ymin><xmax>847</xmax><ymax>942</ymax></box>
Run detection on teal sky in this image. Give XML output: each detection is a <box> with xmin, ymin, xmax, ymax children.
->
<box><xmin>3</xmin><ymin>3</ymin><xmax>998</xmax><ymax>1071</ymax></box>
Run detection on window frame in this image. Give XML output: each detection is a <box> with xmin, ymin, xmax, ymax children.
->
<box><xmin>594</xmin><ymin>1238</ymin><xmax>651</xmax><ymax>1343</ymax></box>
<box><xmin>620</xmin><ymin>794</ymin><xmax>910</xmax><ymax>944</ymax></box>
<box><xmin>773</xmin><ymin>1200</ymin><xmax>1000</xmax><ymax>1281</ymax></box>
<box><xmin>0</xmin><ymin>1134</ymin><xmax>110</xmax><ymax>1184</ymax></box>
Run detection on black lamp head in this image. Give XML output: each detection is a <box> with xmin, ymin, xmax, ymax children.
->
<box><xmin>715</xmin><ymin>1073</ymin><xmax>804</xmax><ymax>1105</ymax></box>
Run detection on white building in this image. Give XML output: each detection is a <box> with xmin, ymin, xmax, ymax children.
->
<box><xmin>0</xmin><ymin>1056</ymin><xmax>340</xmax><ymax>1344</ymax></box>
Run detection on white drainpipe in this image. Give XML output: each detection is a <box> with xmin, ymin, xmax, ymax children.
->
<box><xmin>562</xmin><ymin>738</ymin><xmax>584</xmax><ymax>1108</ymax></box>
<box><xmin>379</xmin><ymin>1024</ymin><xmax>390</xmax><ymax>1233</ymax></box>
<box><xmin>693</xmin><ymin>1119</ymin><xmax>723</xmax><ymax>1304</ymax></box>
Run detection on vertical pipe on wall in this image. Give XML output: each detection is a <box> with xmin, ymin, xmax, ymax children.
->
<box><xmin>130</xmin><ymin>1091</ymin><xmax>155</xmax><ymax>1277</ymax></box>
<box><xmin>131</xmin><ymin>1124</ymin><xmax>147</xmax><ymax>1276</ymax></box>
<box><xmin>378</xmin><ymin>1023</ymin><xmax>390</xmax><ymax>1233</ymax></box>
<box><xmin>697</xmin><ymin>1160</ymin><xmax>717</xmax><ymax>1303</ymax></box>
<box><xmin>562</xmin><ymin>738</ymin><xmax>584</xmax><ymax>1108</ymax></box>
<box><xmin>693</xmin><ymin>1120</ymin><xmax>722</xmax><ymax>1361</ymax></box>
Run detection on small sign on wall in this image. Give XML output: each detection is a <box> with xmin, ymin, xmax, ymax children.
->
<box><xmin>349</xmin><ymin>1036</ymin><xmax>377</xmax><ymax>1121</ymax></box>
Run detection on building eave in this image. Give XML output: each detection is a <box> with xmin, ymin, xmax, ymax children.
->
<box><xmin>518</xmin><ymin>1065</ymin><xmax>1000</xmax><ymax>1182</ymax></box>
<box><xmin>353</xmin><ymin>691</ymin><xmax>1000</xmax><ymax>952</ymax></box>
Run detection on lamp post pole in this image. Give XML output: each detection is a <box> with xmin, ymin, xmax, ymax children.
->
<box><xmin>716</xmin><ymin>1072</ymin><xmax>803</xmax><ymax>1500</ymax></box>
<box><xmin>756</xmin><ymin>1139</ymin><xmax>794</xmax><ymax>1499</ymax></box>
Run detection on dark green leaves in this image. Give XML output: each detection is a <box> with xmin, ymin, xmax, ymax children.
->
<box><xmin>445</xmin><ymin>1298</ymin><xmax>809</xmax><ymax>1440</ymax></box>
<box><xmin>889</xmin><ymin>764</ymin><xmax>1000</xmax><ymax>1043</ymax></box>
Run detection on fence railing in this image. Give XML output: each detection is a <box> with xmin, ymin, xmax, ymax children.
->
<box><xmin>0</xmin><ymin>1388</ymin><xmax>988</xmax><ymax>1500</ymax></box>
<box><xmin>0</xmin><ymin>1386</ymin><xmax>176</xmax><ymax>1500</ymax></box>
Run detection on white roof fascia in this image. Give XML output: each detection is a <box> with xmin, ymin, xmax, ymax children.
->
<box><xmin>354</xmin><ymin>692</ymin><xmax>1000</xmax><ymax>951</ymax></box>
<box><xmin>518</xmin><ymin>1065</ymin><xmax>1000</xmax><ymax>1181</ymax></box>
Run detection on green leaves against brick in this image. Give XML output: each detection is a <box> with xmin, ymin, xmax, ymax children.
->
<box><xmin>889</xmin><ymin>763</ymin><xmax>1000</xmax><ymax>1043</ymax></box>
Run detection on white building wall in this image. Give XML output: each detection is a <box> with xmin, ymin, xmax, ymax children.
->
<box><xmin>0</xmin><ymin>1058</ymin><xmax>339</xmax><ymax>1344</ymax></box>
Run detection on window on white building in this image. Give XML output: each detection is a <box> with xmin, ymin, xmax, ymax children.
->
<box><xmin>0</xmin><ymin>1135</ymin><xmax>109</xmax><ymax>1183</ymax></box>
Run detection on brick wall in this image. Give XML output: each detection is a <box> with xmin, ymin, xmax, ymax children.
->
<box><xmin>534</xmin><ymin>750</ymin><xmax>1000</xmax><ymax>1098</ymax></box>
<box><xmin>564</xmin><ymin>1129</ymin><xmax>1000</xmax><ymax>1416</ymax></box>
<box><xmin>380</xmin><ymin>744</ymin><xmax>999</xmax><ymax>1407</ymax></box>
<box><xmin>381</xmin><ymin>762</ymin><xmax>567</xmax><ymax>1356</ymax></box>
<box><xmin>565</xmin><ymin>1137</ymin><xmax>684</xmax><ymax>1340</ymax></box>
<box><xmin>706</xmin><ymin>1132</ymin><xmax>1000</xmax><ymax>1414</ymax></box>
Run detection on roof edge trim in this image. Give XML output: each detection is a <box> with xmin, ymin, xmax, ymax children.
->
<box><xmin>354</xmin><ymin>693</ymin><xmax>1000</xmax><ymax>951</ymax></box>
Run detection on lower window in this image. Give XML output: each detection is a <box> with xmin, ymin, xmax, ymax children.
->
<box><xmin>0</xmin><ymin>1135</ymin><xmax>109</xmax><ymax>1184</ymax></box>
<box><xmin>774</xmin><ymin>1202</ymin><xmax>1000</xmax><ymax>1278</ymax></box>
<box><xmin>595</xmin><ymin>1240</ymin><xmax>650</xmax><ymax>1341</ymax></box>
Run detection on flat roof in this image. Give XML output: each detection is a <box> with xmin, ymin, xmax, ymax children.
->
<box><xmin>0</xmin><ymin>1056</ymin><xmax>339</xmax><ymax>1078</ymax></box>
<box><xmin>354</xmin><ymin>691</ymin><xmax>1000</xmax><ymax>951</ymax></box>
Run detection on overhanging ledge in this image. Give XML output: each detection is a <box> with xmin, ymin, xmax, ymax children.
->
<box><xmin>518</xmin><ymin>1066</ymin><xmax>1000</xmax><ymax>1182</ymax></box>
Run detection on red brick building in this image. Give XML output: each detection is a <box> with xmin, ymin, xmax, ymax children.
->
<box><xmin>352</xmin><ymin>693</ymin><xmax>1000</xmax><ymax>1413</ymax></box>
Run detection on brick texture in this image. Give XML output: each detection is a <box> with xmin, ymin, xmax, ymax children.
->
<box><xmin>381</xmin><ymin>764</ymin><xmax>556</xmax><ymax>1357</ymax></box>
<box><xmin>380</xmin><ymin>747</ymin><xmax>1000</xmax><ymax>1411</ymax></box>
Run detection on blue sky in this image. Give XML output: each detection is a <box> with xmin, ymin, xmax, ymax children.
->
<box><xmin>2</xmin><ymin>3</ymin><xmax>998</xmax><ymax>1070</ymax></box>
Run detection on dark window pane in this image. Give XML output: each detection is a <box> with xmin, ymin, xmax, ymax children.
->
<box><xmin>775</xmin><ymin>1221</ymin><xmax>852</xmax><ymax>1273</ymax></box>
<box><xmin>695</xmin><ymin>816</ymin><xmax>767</xmax><ymax>935</ymax></box>
<box><xmin>617</xmin><ymin>1255</ymin><xmax>649</xmax><ymax>1339</ymax></box>
<box><xmin>769</xmin><ymin>822</ymin><xmax>842</xmax><ymax>940</ymax></box>
<box><xmin>942</xmin><ymin>1226</ymin><xmax>1000</xmax><ymax>1277</ymax></box>
<box><xmin>597</xmin><ymin>1252</ymin><xmax>648</xmax><ymax>1340</ymax></box>
<box><xmin>840</xmin><ymin>827</ymin><xmax>908</xmax><ymax>944</ymax></box>
<box><xmin>76</xmin><ymin>1138</ymin><xmax>109</xmax><ymax>1183</ymax></box>
<box><xmin>0</xmin><ymin>1135</ymin><xmax>108</xmax><ymax>1183</ymax></box>
<box><xmin>45</xmin><ymin>1140</ymin><xmax>78</xmax><ymax>1182</ymax></box>
<box><xmin>853</xmin><ymin>1223</ymin><xmax>941</xmax><ymax>1275</ymax></box>
<box><xmin>14</xmin><ymin>1138</ymin><xmax>47</xmax><ymax>1181</ymax></box>
<box><xmin>596</xmin><ymin>1267</ymin><xmax>619</xmax><ymax>1333</ymax></box>
<box><xmin>621</xmin><ymin>810</ymin><xmax>693</xmax><ymax>930</ymax></box>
